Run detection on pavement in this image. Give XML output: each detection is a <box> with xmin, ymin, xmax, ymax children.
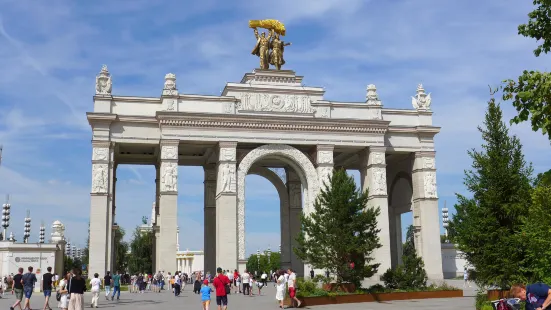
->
<box><xmin>0</xmin><ymin>280</ymin><xmax>478</xmax><ymax>309</ymax></box>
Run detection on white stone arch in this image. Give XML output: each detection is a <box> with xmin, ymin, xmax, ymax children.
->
<box><xmin>237</xmin><ymin>144</ymin><xmax>319</xmax><ymax>260</ymax></box>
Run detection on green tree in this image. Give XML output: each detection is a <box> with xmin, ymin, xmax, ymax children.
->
<box><xmin>294</xmin><ymin>169</ymin><xmax>381</xmax><ymax>287</ymax></box>
<box><xmin>502</xmin><ymin>0</ymin><xmax>551</xmax><ymax>141</ymax></box>
<box><xmin>448</xmin><ymin>97</ymin><xmax>533</xmax><ymax>288</ymax></box>
<box><xmin>128</xmin><ymin>227</ymin><xmax>153</xmax><ymax>274</ymax></box>
<box><xmin>523</xmin><ymin>184</ymin><xmax>551</xmax><ymax>283</ymax></box>
<box><xmin>114</xmin><ymin>227</ymin><xmax>129</xmax><ymax>273</ymax></box>
<box><xmin>82</xmin><ymin>223</ymin><xmax>90</xmax><ymax>266</ymax></box>
<box><xmin>245</xmin><ymin>251</ymin><xmax>281</xmax><ymax>275</ymax></box>
<box><xmin>535</xmin><ymin>169</ymin><xmax>551</xmax><ymax>187</ymax></box>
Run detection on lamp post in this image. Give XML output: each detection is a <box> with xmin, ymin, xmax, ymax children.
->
<box><xmin>256</xmin><ymin>249</ymin><xmax>260</xmax><ymax>274</ymax></box>
<box><xmin>23</xmin><ymin>210</ymin><xmax>31</xmax><ymax>244</ymax></box>
<box><xmin>2</xmin><ymin>195</ymin><xmax>11</xmax><ymax>240</ymax></box>
<box><xmin>39</xmin><ymin>222</ymin><xmax>45</xmax><ymax>243</ymax></box>
<box><xmin>0</xmin><ymin>144</ymin><xmax>3</xmax><ymax>167</ymax></box>
<box><xmin>442</xmin><ymin>201</ymin><xmax>449</xmax><ymax>243</ymax></box>
<box><xmin>267</xmin><ymin>246</ymin><xmax>271</xmax><ymax>266</ymax></box>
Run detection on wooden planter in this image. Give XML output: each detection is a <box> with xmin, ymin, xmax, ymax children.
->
<box><xmin>487</xmin><ymin>289</ymin><xmax>512</xmax><ymax>301</ymax></box>
<box><xmin>299</xmin><ymin>290</ymin><xmax>464</xmax><ymax>307</ymax></box>
<box><xmin>322</xmin><ymin>283</ymin><xmax>356</xmax><ymax>293</ymax></box>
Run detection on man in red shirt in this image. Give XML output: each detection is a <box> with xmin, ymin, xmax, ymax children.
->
<box><xmin>212</xmin><ymin>267</ymin><xmax>230</xmax><ymax>310</ymax></box>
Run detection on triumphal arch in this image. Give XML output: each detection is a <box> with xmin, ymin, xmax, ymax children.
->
<box><xmin>88</xmin><ymin>24</ymin><xmax>443</xmax><ymax>280</ymax></box>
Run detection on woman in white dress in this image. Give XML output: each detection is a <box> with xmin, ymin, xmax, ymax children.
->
<box><xmin>276</xmin><ymin>270</ymin><xmax>286</xmax><ymax>308</ymax></box>
<box><xmin>58</xmin><ymin>272</ymin><xmax>70</xmax><ymax>310</ymax></box>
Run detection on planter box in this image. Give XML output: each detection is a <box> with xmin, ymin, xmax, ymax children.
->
<box><xmin>299</xmin><ymin>290</ymin><xmax>464</xmax><ymax>307</ymax></box>
<box><xmin>322</xmin><ymin>283</ymin><xmax>356</xmax><ymax>293</ymax></box>
<box><xmin>487</xmin><ymin>289</ymin><xmax>512</xmax><ymax>301</ymax></box>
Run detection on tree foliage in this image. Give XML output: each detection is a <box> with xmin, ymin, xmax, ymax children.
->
<box><xmin>128</xmin><ymin>227</ymin><xmax>153</xmax><ymax>275</ymax></box>
<box><xmin>82</xmin><ymin>223</ymin><xmax>90</xmax><ymax>267</ymax></box>
<box><xmin>294</xmin><ymin>169</ymin><xmax>381</xmax><ymax>287</ymax></box>
<box><xmin>535</xmin><ymin>169</ymin><xmax>551</xmax><ymax>187</ymax></box>
<box><xmin>522</xmin><ymin>183</ymin><xmax>551</xmax><ymax>284</ymax></box>
<box><xmin>448</xmin><ymin>97</ymin><xmax>533</xmax><ymax>288</ymax></box>
<box><xmin>382</xmin><ymin>225</ymin><xmax>428</xmax><ymax>290</ymax></box>
<box><xmin>502</xmin><ymin>0</ymin><xmax>551</xmax><ymax>141</ymax></box>
<box><xmin>245</xmin><ymin>251</ymin><xmax>281</xmax><ymax>275</ymax></box>
<box><xmin>114</xmin><ymin>227</ymin><xmax>129</xmax><ymax>273</ymax></box>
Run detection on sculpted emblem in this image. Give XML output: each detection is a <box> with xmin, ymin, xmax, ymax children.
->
<box><xmin>92</xmin><ymin>148</ymin><xmax>108</xmax><ymax>161</ymax></box>
<box><xmin>424</xmin><ymin>172</ymin><xmax>438</xmax><ymax>198</ymax></box>
<box><xmin>91</xmin><ymin>164</ymin><xmax>108</xmax><ymax>193</ymax></box>
<box><xmin>161</xmin><ymin>146</ymin><xmax>178</xmax><ymax>160</ymax></box>
<box><xmin>161</xmin><ymin>163</ymin><xmax>178</xmax><ymax>192</ymax></box>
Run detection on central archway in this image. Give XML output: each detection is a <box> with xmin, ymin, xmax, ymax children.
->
<box><xmin>237</xmin><ymin>144</ymin><xmax>319</xmax><ymax>261</ymax></box>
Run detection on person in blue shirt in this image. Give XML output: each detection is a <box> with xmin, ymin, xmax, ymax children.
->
<box><xmin>511</xmin><ymin>283</ymin><xmax>551</xmax><ymax>310</ymax></box>
<box><xmin>200</xmin><ymin>279</ymin><xmax>213</xmax><ymax>310</ymax></box>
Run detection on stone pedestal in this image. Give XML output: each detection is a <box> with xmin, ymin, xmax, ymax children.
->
<box><xmin>216</xmin><ymin>142</ymin><xmax>238</xmax><ymax>270</ymax></box>
<box><xmin>360</xmin><ymin>147</ymin><xmax>391</xmax><ymax>279</ymax></box>
<box><xmin>157</xmin><ymin>141</ymin><xmax>179</xmax><ymax>273</ymax></box>
<box><xmin>204</xmin><ymin>165</ymin><xmax>217</xmax><ymax>275</ymax></box>
<box><xmin>412</xmin><ymin>152</ymin><xmax>443</xmax><ymax>279</ymax></box>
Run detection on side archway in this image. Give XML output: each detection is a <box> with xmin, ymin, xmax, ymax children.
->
<box><xmin>237</xmin><ymin>144</ymin><xmax>319</xmax><ymax>260</ymax></box>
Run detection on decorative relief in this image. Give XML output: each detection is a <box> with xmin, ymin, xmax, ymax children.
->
<box><xmin>412</xmin><ymin>84</ymin><xmax>432</xmax><ymax>110</ymax></box>
<box><xmin>371</xmin><ymin>168</ymin><xmax>387</xmax><ymax>196</ymax></box>
<box><xmin>223</xmin><ymin>102</ymin><xmax>234</xmax><ymax>114</ymax></box>
<box><xmin>237</xmin><ymin>144</ymin><xmax>319</xmax><ymax>259</ymax></box>
<box><xmin>162</xmin><ymin>73</ymin><xmax>178</xmax><ymax>96</ymax></box>
<box><xmin>91</xmin><ymin>164</ymin><xmax>108</xmax><ymax>193</ymax></box>
<box><xmin>161</xmin><ymin>145</ymin><xmax>178</xmax><ymax>160</ymax></box>
<box><xmin>160</xmin><ymin>162</ymin><xmax>178</xmax><ymax>192</ymax></box>
<box><xmin>317</xmin><ymin>151</ymin><xmax>333</xmax><ymax>164</ymax></box>
<box><xmin>236</xmin><ymin>92</ymin><xmax>314</xmax><ymax>113</ymax></box>
<box><xmin>219</xmin><ymin>163</ymin><xmax>236</xmax><ymax>194</ymax></box>
<box><xmin>424</xmin><ymin>172</ymin><xmax>438</xmax><ymax>198</ymax></box>
<box><xmin>289</xmin><ymin>183</ymin><xmax>302</xmax><ymax>207</ymax></box>
<box><xmin>368</xmin><ymin>108</ymin><xmax>382</xmax><ymax>120</ymax></box>
<box><xmin>92</xmin><ymin>147</ymin><xmax>109</xmax><ymax>161</ymax></box>
<box><xmin>424</xmin><ymin>157</ymin><xmax>435</xmax><ymax>169</ymax></box>
<box><xmin>166</xmin><ymin>100</ymin><xmax>176</xmax><ymax>111</ymax></box>
<box><xmin>373</xmin><ymin>152</ymin><xmax>385</xmax><ymax>165</ymax></box>
<box><xmin>318</xmin><ymin>166</ymin><xmax>333</xmax><ymax>190</ymax></box>
<box><xmin>95</xmin><ymin>65</ymin><xmax>112</xmax><ymax>96</ymax></box>
<box><xmin>219</xmin><ymin>148</ymin><xmax>236</xmax><ymax>162</ymax></box>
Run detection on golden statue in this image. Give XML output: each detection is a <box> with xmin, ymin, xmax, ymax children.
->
<box><xmin>249</xmin><ymin>19</ymin><xmax>290</xmax><ymax>70</ymax></box>
<box><xmin>269</xmin><ymin>33</ymin><xmax>291</xmax><ymax>70</ymax></box>
<box><xmin>251</xmin><ymin>28</ymin><xmax>273</xmax><ymax>69</ymax></box>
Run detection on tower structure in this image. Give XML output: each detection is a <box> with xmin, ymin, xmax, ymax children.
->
<box><xmin>23</xmin><ymin>210</ymin><xmax>31</xmax><ymax>243</ymax></box>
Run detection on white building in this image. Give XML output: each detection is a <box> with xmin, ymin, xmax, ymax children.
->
<box><xmin>176</xmin><ymin>249</ymin><xmax>204</xmax><ymax>275</ymax></box>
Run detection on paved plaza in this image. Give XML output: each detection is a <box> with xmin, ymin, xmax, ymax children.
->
<box><xmin>1</xmin><ymin>281</ymin><xmax>477</xmax><ymax>310</ymax></box>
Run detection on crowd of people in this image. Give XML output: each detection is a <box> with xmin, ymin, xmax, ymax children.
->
<box><xmin>2</xmin><ymin>265</ymin><xmax>305</xmax><ymax>310</ymax></box>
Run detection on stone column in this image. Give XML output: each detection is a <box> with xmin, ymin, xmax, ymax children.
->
<box><xmin>158</xmin><ymin>141</ymin><xmax>179</xmax><ymax>273</ymax></box>
<box><xmin>412</xmin><ymin>152</ymin><xmax>443</xmax><ymax>279</ymax></box>
<box><xmin>110</xmin><ymin>165</ymin><xmax>117</xmax><ymax>272</ymax></box>
<box><xmin>216</xmin><ymin>142</ymin><xmax>238</xmax><ymax>270</ymax></box>
<box><xmin>204</xmin><ymin>164</ymin><xmax>217</xmax><ymax>275</ymax></box>
<box><xmin>153</xmin><ymin>166</ymin><xmax>161</xmax><ymax>272</ymax></box>
<box><xmin>286</xmin><ymin>169</ymin><xmax>303</xmax><ymax>275</ymax></box>
<box><xmin>89</xmin><ymin>141</ymin><xmax>115</xmax><ymax>277</ymax></box>
<box><xmin>360</xmin><ymin>147</ymin><xmax>391</xmax><ymax>279</ymax></box>
<box><xmin>315</xmin><ymin>145</ymin><xmax>334</xmax><ymax>194</ymax></box>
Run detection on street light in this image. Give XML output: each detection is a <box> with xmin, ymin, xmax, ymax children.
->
<box><xmin>267</xmin><ymin>246</ymin><xmax>271</xmax><ymax>266</ymax></box>
<box><xmin>2</xmin><ymin>195</ymin><xmax>11</xmax><ymax>240</ymax></box>
<box><xmin>39</xmin><ymin>222</ymin><xmax>45</xmax><ymax>243</ymax></box>
<box><xmin>23</xmin><ymin>210</ymin><xmax>31</xmax><ymax>244</ymax></box>
<box><xmin>442</xmin><ymin>201</ymin><xmax>449</xmax><ymax>243</ymax></box>
<box><xmin>0</xmin><ymin>144</ymin><xmax>3</xmax><ymax>167</ymax></box>
<box><xmin>256</xmin><ymin>249</ymin><xmax>260</xmax><ymax>274</ymax></box>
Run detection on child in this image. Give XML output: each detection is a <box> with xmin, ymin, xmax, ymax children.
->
<box><xmin>200</xmin><ymin>279</ymin><xmax>213</xmax><ymax>310</ymax></box>
<box><xmin>256</xmin><ymin>277</ymin><xmax>264</xmax><ymax>295</ymax></box>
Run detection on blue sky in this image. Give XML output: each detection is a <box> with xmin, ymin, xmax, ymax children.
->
<box><xmin>0</xmin><ymin>0</ymin><xmax>549</xmax><ymax>255</ymax></box>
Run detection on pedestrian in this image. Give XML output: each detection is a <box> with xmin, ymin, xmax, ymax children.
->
<box><xmin>463</xmin><ymin>268</ymin><xmax>471</xmax><ymax>288</ymax></box>
<box><xmin>212</xmin><ymin>267</ymin><xmax>230</xmax><ymax>310</ymax></box>
<box><xmin>90</xmin><ymin>273</ymin><xmax>101</xmax><ymax>308</ymax></box>
<box><xmin>287</xmin><ymin>268</ymin><xmax>301</xmax><ymax>308</ymax></box>
<box><xmin>200</xmin><ymin>279</ymin><xmax>213</xmax><ymax>310</ymax></box>
<box><xmin>111</xmin><ymin>270</ymin><xmax>121</xmax><ymax>300</ymax></box>
<box><xmin>310</xmin><ymin>268</ymin><xmax>314</xmax><ymax>279</ymax></box>
<box><xmin>103</xmin><ymin>271</ymin><xmax>112</xmax><ymax>300</ymax></box>
<box><xmin>234</xmin><ymin>272</ymin><xmax>241</xmax><ymax>294</ymax></box>
<box><xmin>194</xmin><ymin>272</ymin><xmax>202</xmax><ymax>294</ymax></box>
<box><xmin>57</xmin><ymin>272</ymin><xmax>70</xmax><ymax>310</ymax></box>
<box><xmin>10</xmin><ymin>267</ymin><xmax>24</xmax><ymax>310</ymax></box>
<box><xmin>174</xmin><ymin>271</ymin><xmax>181</xmax><ymax>296</ymax></box>
<box><xmin>511</xmin><ymin>283</ymin><xmax>551</xmax><ymax>310</ymax></box>
<box><xmin>42</xmin><ymin>266</ymin><xmax>54</xmax><ymax>310</ymax></box>
<box><xmin>241</xmin><ymin>269</ymin><xmax>250</xmax><ymax>295</ymax></box>
<box><xmin>21</xmin><ymin>266</ymin><xmax>37</xmax><ymax>310</ymax></box>
<box><xmin>68</xmin><ymin>268</ymin><xmax>86</xmax><ymax>310</ymax></box>
<box><xmin>256</xmin><ymin>277</ymin><xmax>264</xmax><ymax>295</ymax></box>
<box><xmin>276</xmin><ymin>270</ymin><xmax>286</xmax><ymax>309</ymax></box>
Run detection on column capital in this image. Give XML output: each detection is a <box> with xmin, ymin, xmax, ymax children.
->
<box><xmin>360</xmin><ymin>147</ymin><xmax>386</xmax><ymax>169</ymax></box>
<box><xmin>412</xmin><ymin>152</ymin><xmax>436</xmax><ymax>173</ymax></box>
<box><xmin>369</xmin><ymin>146</ymin><xmax>387</xmax><ymax>153</ymax></box>
<box><xmin>414</xmin><ymin>151</ymin><xmax>436</xmax><ymax>158</ymax></box>
<box><xmin>160</xmin><ymin>139</ymin><xmax>180</xmax><ymax>147</ymax></box>
<box><xmin>315</xmin><ymin>145</ymin><xmax>334</xmax><ymax>167</ymax></box>
<box><xmin>218</xmin><ymin>143</ymin><xmax>237</xmax><ymax>163</ymax></box>
<box><xmin>91</xmin><ymin>140</ymin><xmax>114</xmax><ymax>148</ymax></box>
<box><xmin>218</xmin><ymin>141</ymin><xmax>238</xmax><ymax>149</ymax></box>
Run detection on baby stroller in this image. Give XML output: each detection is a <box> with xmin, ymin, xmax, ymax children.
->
<box><xmin>490</xmin><ymin>298</ymin><xmax>521</xmax><ymax>310</ymax></box>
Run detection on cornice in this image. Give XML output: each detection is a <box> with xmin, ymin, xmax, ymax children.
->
<box><xmin>87</xmin><ymin>113</ymin><xmax>117</xmax><ymax>125</ymax></box>
<box><xmin>179</xmin><ymin>94</ymin><xmax>237</xmax><ymax>102</ymax></box>
<box><xmin>110</xmin><ymin>96</ymin><xmax>161</xmax><ymax>103</ymax></box>
<box><xmin>157</xmin><ymin>112</ymin><xmax>390</xmax><ymax>134</ymax></box>
<box><xmin>223</xmin><ymin>84</ymin><xmax>325</xmax><ymax>96</ymax></box>
<box><xmin>117</xmin><ymin>115</ymin><xmax>158</xmax><ymax>124</ymax></box>
<box><xmin>387</xmin><ymin>126</ymin><xmax>441</xmax><ymax>136</ymax></box>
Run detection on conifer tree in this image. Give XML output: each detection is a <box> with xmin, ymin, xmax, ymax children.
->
<box><xmin>294</xmin><ymin>169</ymin><xmax>381</xmax><ymax>287</ymax></box>
<box><xmin>448</xmin><ymin>95</ymin><xmax>533</xmax><ymax>287</ymax></box>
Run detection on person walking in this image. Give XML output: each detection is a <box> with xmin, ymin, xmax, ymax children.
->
<box><xmin>241</xmin><ymin>270</ymin><xmax>250</xmax><ymax>296</ymax></box>
<box><xmin>22</xmin><ymin>266</ymin><xmax>37</xmax><ymax>310</ymax></box>
<box><xmin>463</xmin><ymin>268</ymin><xmax>471</xmax><ymax>288</ymax></box>
<box><xmin>174</xmin><ymin>272</ymin><xmax>181</xmax><ymax>297</ymax></box>
<box><xmin>68</xmin><ymin>268</ymin><xmax>86</xmax><ymax>310</ymax></box>
<box><xmin>42</xmin><ymin>266</ymin><xmax>54</xmax><ymax>310</ymax></box>
<box><xmin>111</xmin><ymin>270</ymin><xmax>121</xmax><ymax>300</ymax></box>
<box><xmin>10</xmin><ymin>267</ymin><xmax>24</xmax><ymax>310</ymax></box>
<box><xmin>103</xmin><ymin>271</ymin><xmax>112</xmax><ymax>300</ymax></box>
<box><xmin>90</xmin><ymin>273</ymin><xmax>101</xmax><ymax>308</ymax></box>
<box><xmin>287</xmin><ymin>268</ymin><xmax>301</xmax><ymax>308</ymax></box>
<box><xmin>212</xmin><ymin>267</ymin><xmax>230</xmax><ymax>310</ymax></box>
<box><xmin>276</xmin><ymin>270</ymin><xmax>285</xmax><ymax>309</ymax></box>
<box><xmin>57</xmin><ymin>272</ymin><xmax>69</xmax><ymax>310</ymax></box>
<box><xmin>200</xmin><ymin>279</ymin><xmax>213</xmax><ymax>310</ymax></box>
